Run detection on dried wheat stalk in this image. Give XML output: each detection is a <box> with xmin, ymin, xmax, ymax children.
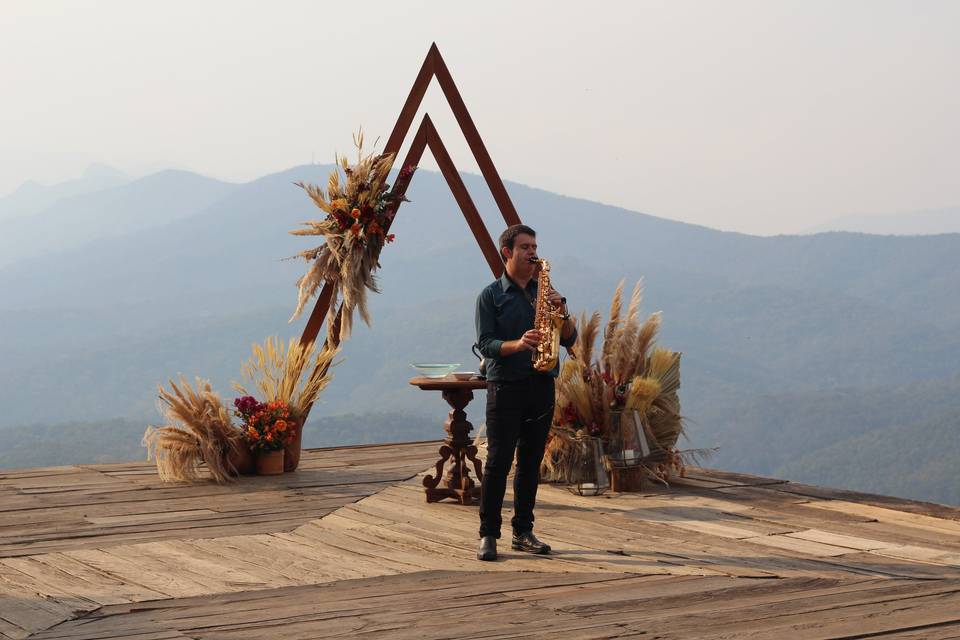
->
<box><xmin>143</xmin><ymin>376</ymin><xmax>243</xmax><ymax>483</ymax></box>
<box><xmin>233</xmin><ymin>336</ymin><xmax>339</xmax><ymax>419</ymax></box>
<box><xmin>547</xmin><ymin>280</ymin><xmax>687</xmax><ymax>482</ymax></box>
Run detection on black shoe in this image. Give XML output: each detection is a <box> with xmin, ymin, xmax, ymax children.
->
<box><xmin>477</xmin><ymin>536</ymin><xmax>497</xmax><ymax>561</ymax></box>
<box><xmin>512</xmin><ymin>531</ymin><xmax>551</xmax><ymax>554</ymax></box>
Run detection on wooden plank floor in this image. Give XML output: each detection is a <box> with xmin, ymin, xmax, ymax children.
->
<box><xmin>2</xmin><ymin>442</ymin><xmax>960</xmax><ymax>639</ymax></box>
<box><xmin>0</xmin><ymin>442</ymin><xmax>440</xmax><ymax>558</ymax></box>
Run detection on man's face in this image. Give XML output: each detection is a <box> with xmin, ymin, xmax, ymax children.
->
<box><xmin>504</xmin><ymin>233</ymin><xmax>537</xmax><ymax>272</ymax></box>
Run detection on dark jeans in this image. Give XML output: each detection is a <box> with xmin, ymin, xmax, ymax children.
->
<box><xmin>478</xmin><ymin>375</ymin><xmax>555</xmax><ymax>539</ymax></box>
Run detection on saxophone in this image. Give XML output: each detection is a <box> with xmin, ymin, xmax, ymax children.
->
<box><xmin>531</xmin><ymin>258</ymin><xmax>566</xmax><ymax>372</ymax></box>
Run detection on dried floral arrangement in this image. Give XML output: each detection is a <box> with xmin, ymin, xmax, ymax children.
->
<box><xmin>143</xmin><ymin>337</ymin><xmax>338</xmax><ymax>482</ymax></box>
<box><xmin>543</xmin><ymin>280</ymin><xmax>700</xmax><ymax>486</ymax></box>
<box><xmin>143</xmin><ymin>377</ymin><xmax>247</xmax><ymax>484</ymax></box>
<box><xmin>234</xmin><ymin>397</ymin><xmax>295</xmax><ymax>452</ymax></box>
<box><xmin>233</xmin><ymin>336</ymin><xmax>339</xmax><ymax>420</ymax></box>
<box><xmin>288</xmin><ymin>131</ymin><xmax>416</xmax><ymax>341</ymax></box>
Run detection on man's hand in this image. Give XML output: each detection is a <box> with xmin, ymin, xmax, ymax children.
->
<box><xmin>501</xmin><ymin>330</ymin><xmax>542</xmax><ymax>356</ymax></box>
<box><xmin>550</xmin><ymin>288</ymin><xmax>576</xmax><ymax>340</ymax></box>
<box><xmin>518</xmin><ymin>329</ymin><xmax>541</xmax><ymax>351</ymax></box>
<box><xmin>547</xmin><ymin>288</ymin><xmax>567</xmax><ymax>315</ymax></box>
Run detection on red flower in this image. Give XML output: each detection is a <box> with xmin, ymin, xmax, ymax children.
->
<box><xmin>350</xmin><ymin>223</ymin><xmax>361</xmax><ymax>235</ymax></box>
<box><xmin>333</xmin><ymin>212</ymin><xmax>350</xmax><ymax>230</ymax></box>
<box><xmin>385</xmin><ymin>233</ymin><xmax>395</xmax><ymax>243</ymax></box>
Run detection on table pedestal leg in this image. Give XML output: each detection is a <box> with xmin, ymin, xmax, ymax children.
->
<box><xmin>423</xmin><ymin>388</ymin><xmax>484</xmax><ymax>505</ymax></box>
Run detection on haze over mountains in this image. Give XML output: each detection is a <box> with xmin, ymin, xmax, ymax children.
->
<box><xmin>0</xmin><ymin>169</ymin><xmax>235</xmax><ymax>267</ymax></box>
<box><xmin>805</xmin><ymin>206</ymin><xmax>960</xmax><ymax>236</ymax></box>
<box><xmin>0</xmin><ymin>165</ymin><xmax>957</xmax><ymax>506</ymax></box>
<box><xmin>0</xmin><ymin>164</ymin><xmax>129</xmax><ymax>222</ymax></box>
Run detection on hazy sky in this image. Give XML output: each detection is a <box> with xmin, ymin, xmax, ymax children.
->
<box><xmin>1</xmin><ymin>0</ymin><xmax>957</xmax><ymax>235</ymax></box>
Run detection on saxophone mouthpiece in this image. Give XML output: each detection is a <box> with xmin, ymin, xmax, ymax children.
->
<box><xmin>528</xmin><ymin>257</ymin><xmax>540</xmax><ymax>264</ymax></box>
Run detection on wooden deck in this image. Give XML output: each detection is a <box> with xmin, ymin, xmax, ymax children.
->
<box><xmin>2</xmin><ymin>441</ymin><xmax>960</xmax><ymax>639</ymax></box>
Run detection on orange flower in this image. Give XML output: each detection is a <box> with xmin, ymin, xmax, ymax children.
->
<box><xmin>265</xmin><ymin>433</ymin><xmax>273</xmax><ymax>441</ymax></box>
<box><xmin>351</xmin><ymin>208</ymin><xmax>361</xmax><ymax>219</ymax></box>
<box><xmin>275</xmin><ymin>420</ymin><xmax>287</xmax><ymax>431</ymax></box>
<box><xmin>268</xmin><ymin>400</ymin><xmax>288</xmax><ymax>413</ymax></box>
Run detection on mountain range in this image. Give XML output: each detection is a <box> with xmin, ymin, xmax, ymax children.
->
<box><xmin>0</xmin><ymin>164</ymin><xmax>129</xmax><ymax>222</ymax></box>
<box><xmin>0</xmin><ymin>164</ymin><xmax>957</xmax><ymax>505</ymax></box>
<box><xmin>805</xmin><ymin>206</ymin><xmax>960</xmax><ymax>235</ymax></box>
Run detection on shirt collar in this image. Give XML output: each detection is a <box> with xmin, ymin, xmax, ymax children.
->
<box><xmin>500</xmin><ymin>271</ymin><xmax>536</xmax><ymax>293</ymax></box>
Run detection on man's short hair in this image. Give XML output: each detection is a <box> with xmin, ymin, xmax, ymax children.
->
<box><xmin>499</xmin><ymin>224</ymin><xmax>537</xmax><ymax>251</ymax></box>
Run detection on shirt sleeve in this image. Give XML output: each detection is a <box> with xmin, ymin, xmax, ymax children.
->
<box><xmin>560</xmin><ymin>323</ymin><xmax>578</xmax><ymax>349</ymax></box>
<box><xmin>475</xmin><ymin>287</ymin><xmax>504</xmax><ymax>359</ymax></box>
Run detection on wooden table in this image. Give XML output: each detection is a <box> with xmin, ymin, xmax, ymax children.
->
<box><xmin>409</xmin><ymin>376</ymin><xmax>488</xmax><ymax>505</ymax></box>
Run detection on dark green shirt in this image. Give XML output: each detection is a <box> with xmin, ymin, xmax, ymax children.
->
<box><xmin>475</xmin><ymin>273</ymin><xmax>578</xmax><ymax>382</ymax></box>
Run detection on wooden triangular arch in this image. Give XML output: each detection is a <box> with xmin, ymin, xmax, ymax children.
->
<box><xmin>297</xmin><ymin>43</ymin><xmax>523</xmax><ymax>366</ymax></box>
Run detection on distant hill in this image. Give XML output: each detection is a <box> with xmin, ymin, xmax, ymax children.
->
<box><xmin>0</xmin><ymin>164</ymin><xmax>129</xmax><ymax>221</ymax></box>
<box><xmin>0</xmin><ymin>169</ymin><xmax>237</xmax><ymax>267</ymax></box>
<box><xmin>699</xmin><ymin>376</ymin><xmax>960</xmax><ymax>506</ymax></box>
<box><xmin>779</xmin><ymin>407</ymin><xmax>960</xmax><ymax>507</ymax></box>
<box><xmin>0</xmin><ymin>164</ymin><xmax>958</xmax><ymax>506</ymax></box>
<box><xmin>804</xmin><ymin>206</ymin><xmax>960</xmax><ymax>235</ymax></box>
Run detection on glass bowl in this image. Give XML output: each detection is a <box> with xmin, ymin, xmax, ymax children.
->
<box><xmin>451</xmin><ymin>371</ymin><xmax>477</xmax><ymax>381</ymax></box>
<box><xmin>410</xmin><ymin>363</ymin><xmax>461</xmax><ymax>378</ymax></box>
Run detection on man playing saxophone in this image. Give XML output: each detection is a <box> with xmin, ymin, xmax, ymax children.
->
<box><xmin>474</xmin><ymin>224</ymin><xmax>577</xmax><ymax>561</ymax></box>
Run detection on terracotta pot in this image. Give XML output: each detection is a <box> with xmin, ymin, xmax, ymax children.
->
<box><xmin>256</xmin><ymin>449</ymin><xmax>285</xmax><ymax>476</ymax></box>
<box><xmin>283</xmin><ymin>417</ymin><xmax>305</xmax><ymax>472</ymax></box>
<box><xmin>225</xmin><ymin>441</ymin><xmax>255</xmax><ymax>476</ymax></box>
